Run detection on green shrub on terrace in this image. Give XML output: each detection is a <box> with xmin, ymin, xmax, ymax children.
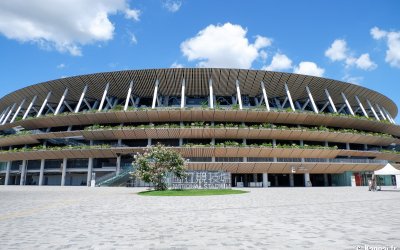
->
<box><xmin>0</xmin><ymin>144</ymin><xmax>112</xmax><ymax>154</ymax></box>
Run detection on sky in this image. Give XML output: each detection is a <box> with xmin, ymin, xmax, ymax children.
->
<box><xmin>0</xmin><ymin>0</ymin><xmax>399</xmax><ymax>120</ymax></box>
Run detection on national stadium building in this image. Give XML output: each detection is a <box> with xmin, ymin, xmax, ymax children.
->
<box><xmin>0</xmin><ymin>68</ymin><xmax>399</xmax><ymax>187</ymax></box>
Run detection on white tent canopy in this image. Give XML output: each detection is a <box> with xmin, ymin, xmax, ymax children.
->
<box><xmin>374</xmin><ymin>163</ymin><xmax>400</xmax><ymax>175</ymax></box>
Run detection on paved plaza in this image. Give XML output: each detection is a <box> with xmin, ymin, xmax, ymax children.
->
<box><xmin>0</xmin><ymin>186</ymin><xmax>399</xmax><ymax>249</ymax></box>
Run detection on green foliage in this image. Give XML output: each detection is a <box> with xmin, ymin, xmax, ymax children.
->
<box><xmin>133</xmin><ymin>144</ymin><xmax>187</xmax><ymax>191</ymax></box>
<box><xmin>138</xmin><ymin>189</ymin><xmax>248</xmax><ymax>196</ymax></box>
<box><xmin>231</xmin><ymin>104</ymin><xmax>240</xmax><ymax>110</ymax></box>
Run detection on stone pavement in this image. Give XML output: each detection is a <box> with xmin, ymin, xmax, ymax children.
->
<box><xmin>0</xmin><ymin>186</ymin><xmax>399</xmax><ymax>249</ymax></box>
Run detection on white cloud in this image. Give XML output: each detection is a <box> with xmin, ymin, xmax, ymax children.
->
<box><xmin>180</xmin><ymin>23</ymin><xmax>272</xmax><ymax>68</ymax></box>
<box><xmin>343</xmin><ymin>74</ymin><xmax>363</xmax><ymax>85</ymax></box>
<box><xmin>325</xmin><ymin>39</ymin><xmax>348</xmax><ymax>61</ymax></box>
<box><xmin>124</xmin><ymin>8</ymin><xmax>140</xmax><ymax>21</ymax></box>
<box><xmin>171</xmin><ymin>62</ymin><xmax>184</xmax><ymax>68</ymax></box>
<box><xmin>371</xmin><ymin>27</ymin><xmax>400</xmax><ymax>68</ymax></box>
<box><xmin>354</xmin><ymin>53</ymin><xmax>377</xmax><ymax>70</ymax></box>
<box><xmin>0</xmin><ymin>0</ymin><xmax>140</xmax><ymax>56</ymax></box>
<box><xmin>293</xmin><ymin>61</ymin><xmax>324</xmax><ymax>77</ymax></box>
<box><xmin>262</xmin><ymin>53</ymin><xmax>292</xmax><ymax>71</ymax></box>
<box><xmin>370</xmin><ymin>27</ymin><xmax>387</xmax><ymax>40</ymax></box>
<box><xmin>130</xmin><ymin>33</ymin><xmax>137</xmax><ymax>44</ymax></box>
<box><xmin>56</xmin><ymin>63</ymin><xmax>65</xmax><ymax>69</ymax></box>
<box><xmin>163</xmin><ymin>0</ymin><xmax>182</xmax><ymax>13</ymax></box>
<box><xmin>325</xmin><ymin>39</ymin><xmax>377</xmax><ymax>70</ymax></box>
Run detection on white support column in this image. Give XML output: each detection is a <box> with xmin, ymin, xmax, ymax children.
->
<box><xmin>98</xmin><ymin>83</ymin><xmax>109</xmax><ymax>112</ymax></box>
<box><xmin>260</xmin><ymin>81</ymin><xmax>270</xmax><ymax>111</ymax></box>
<box><xmin>37</xmin><ymin>92</ymin><xmax>52</xmax><ymax>117</ymax></box>
<box><xmin>22</xmin><ymin>96</ymin><xmax>37</xmax><ymax>120</ymax></box>
<box><xmin>55</xmin><ymin>88</ymin><xmax>69</xmax><ymax>115</ymax></box>
<box><xmin>181</xmin><ymin>78</ymin><xmax>186</xmax><ymax>109</ymax></box>
<box><xmin>382</xmin><ymin>107</ymin><xmax>395</xmax><ymax>124</ymax></box>
<box><xmin>10</xmin><ymin>99</ymin><xmax>26</xmax><ymax>123</ymax></box>
<box><xmin>306</xmin><ymin>86</ymin><xmax>318</xmax><ymax>113</ymax></box>
<box><xmin>61</xmin><ymin>158</ymin><xmax>67</xmax><ymax>186</ymax></box>
<box><xmin>4</xmin><ymin>161</ymin><xmax>11</xmax><ymax>185</ymax></box>
<box><xmin>341</xmin><ymin>92</ymin><xmax>354</xmax><ymax>116</ymax></box>
<box><xmin>75</xmin><ymin>85</ymin><xmax>88</xmax><ymax>113</ymax></box>
<box><xmin>366</xmin><ymin>99</ymin><xmax>379</xmax><ymax>120</ymax></box>
<box><xmin>324</xmin><ymin>89</ymin><xmax>337</xmax><ymax>113</ymax></box>
<box><xmin>152</xmin><ymin>80</ymin><xmax>159</xmax><ymax>109</ymax></box>
<box><xmin>355</xmin><ymin>96</ymin><xmax>368</xmax><ymax>117</ymax></box>
<box><xmin>2</xmin><ymin>103</ymin><xmax>16</xmax><ymax>125</ymax></box>
<box><xmin>124</xmin><ymin>81</ymin><xmax>134</xmax><ymax>111</ymax></box>
<box><xmin>211</xmin><ymin>138</ymin><xmax>215</xmax><ymax>162</ymax></box>
<box><xmin>235</xmin><ymin>80</ymin><xmax>243</xmax><ymax>110</ymax></box>
<box><xmin>376</xmin><ymin>104</ymin><xmax>387</xmax><ymax>120</ymax></box>
<box><xmin>38</xmin><ymin>159</ymin><xmax>45</xmax><ymax>186</ymax></box>
<box><xmin>324</xmin><ymin>174</ymin><xmax>329</xmax><ymax>187</ymax></box>
<box><xmin>284</xmin><ymin>83</ymin><xmax>295</xmax><ymax>111</ymax></box>
<box><xmin>116</xmin><ymin>154</ymin><xmax>121</xmax><ymax>175</ymax></box>
<box><xmin>209</xmin><ymin>78</ymin><xmax>214</xmax><ymax>108</ymax></box>
<box><xmin>0</xmin><ymin>107</ymin><xmax>9</xmax><ymax>124</ymax></box>
<box><xmin>304</xmin><ymin>173</ymin><xmax>311</xmax><ymax>187</ymax></box>
<box><xmin>289</xmin><ymin>174</ymin><xmax>294</xmax><ymax>187</ymax></box>
<box><xmin>20</xmin><ymin>160</ymin><xmax>27</xmax><ymax>186</ymax></box>
<box><xmin>87</xmin><ymin>157</ymin><xmax>93</xmax><ymax>187</ymax></box>
<box><xmin>262</xmin><ymin>173</ymin><xmax>269</xmax><ymax>188</ymax></box>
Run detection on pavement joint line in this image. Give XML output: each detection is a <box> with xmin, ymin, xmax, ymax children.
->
<box><xmin>0</xmin><ymin>199</ymin><xmax>79</xmax><ymax>221</ymax></box>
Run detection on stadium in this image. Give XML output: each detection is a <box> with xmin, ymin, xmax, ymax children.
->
<box><xmin>0</xmin><ymin>68</ymin><xmax>399</xmax><ymax>187</ymax></box>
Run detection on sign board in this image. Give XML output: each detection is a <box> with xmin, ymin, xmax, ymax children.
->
<box><xmin>169</xmin><ymin>171</ymin><xmax>231</xmax><ymax>189</ymax></box>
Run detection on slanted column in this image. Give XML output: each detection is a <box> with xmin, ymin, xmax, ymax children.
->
<box><xmin>284</xmin><ymin>83</ymin><xmax>295</xmax><ymax>111</ymax></box>
<box><xmin>98</xmin><ymin>83</ymin><xmax>109</xmax><ymax>112</ymax></box>
<box><xmin>152</xmin><ymin>80</ymin><xmax>159</xmax><ymax>109</ymax></box>
<box><xmin>341</xmin><ymin>93</ymin><xmax>355</xmax><ymax>116</ymax></box>
<box><xmin>366</xmin><ymin>100</ymin><xmax>379</xmax><ymax>120</ymax></box>
<box><xmin>0</xmin><ymin>107</ymin><xmax>9</xmax><ymax>124</ymax></box>
<box><xmin>61</xmin><ymin>158</ymin><xmax>67</xmax><ymax>186</ymax></box>
<box><xmin>235</xmin><ymin>80</ymin><xmax>243</xmax><ymax>109</ymax></box>
<box><xmin>209</xmin><ymin>78</ymin><xmax>214</xmax><ymax>109</ymax></box>
<box><xmin>38</xmin><ymin>159</ymin><xmax>45</xmax><ymax>186</ymax></box>
<box><xmin>382</xmin><ymin>107</ymin><xmax>395</xmax><ymax>124</ymax></box>
<box><xmin>2</xmin><ymin>103</ymin><xmax>16</xmax><ymax>125</ymax></box>
<box><xmin>376</xmin><ymin>104</ymin><xmax>387</xmax><ymax>120</ymax></box>
<box><xmin>11</xmin><ymin>99</ymin><xmax>26</xmax><ymax>123</ymax></box>
<box><xmin>54</xmin><ymin>88</ymin><xmax>69</xmax><ymax>115</ymax></box>
<box><xmin>181</xmin><ymin>78</ymin><xmax>186</xmax><ymax>109</ymax></box>
<box><xmin>4</xmin><ymin>161</ymin><xmax>11</xmax><ymax>185</ymax></box>
<box><xmin>75</xmin><ymin>85</ymin><xmax>88</xmax><ymax>113</ymax></box>
<box><xmin>355</xmin><ymin>96</ymin><xmax>368</xmax><ymax>117</ymax></box>
<box><xmin>260</xmin><ymin>81</ymin><xmax>270</xmax><ymax>111</ymax></box>
<box><xmin>124</xmin><ymin>81</ymin><xmax>134</xmax><ymax>111</ymax></box>
<box><xmin>37</xmin><ymin>92</ymin><xmax>52</xmax><ymax>117</ymax></box>
<box><xmin>306</xmin><ymin>86</ymin><xmax>318</xmax><ymax>113</ymax></box>
<box><xmin>262</xmin><ymin>173</ymin><xmax>269</xmax><ymax>188</ymax></box>
<box><xmin>20</xmin><ymin>160</ymin><xmax>27</xmax><ymax>185</ymax></box>
<box><xmin>324</xmin><ymin>89</ymin><xmax>337</xmax><ymax>113</ymax></box>
<box><xmin>23</xmin><ymin>96</ymin><xmax>37</xmax><ymax>120</ymax></box>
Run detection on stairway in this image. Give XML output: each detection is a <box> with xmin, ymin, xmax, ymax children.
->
<box><xmin>96</xmin><ymin>165</ymin><xmax>135</xmax><ymax>187</ymax></box>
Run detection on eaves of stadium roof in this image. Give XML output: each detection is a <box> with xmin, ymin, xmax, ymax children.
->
<box><xmin>0</xmin><ymin>68</ymin><xmax>397</xmax><ymax>117</ymax></box>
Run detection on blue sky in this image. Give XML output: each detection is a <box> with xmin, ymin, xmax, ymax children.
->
<box><xmin>0</xmin><ymin>0</ymin><xmax>399</xmax><ymax>120</ymax></box>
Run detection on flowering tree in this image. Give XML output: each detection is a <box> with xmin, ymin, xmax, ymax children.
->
<box><xmin>133</xmin><ymin>144</ymin><xmax>187</xmax><ymax>191</ymax></box>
